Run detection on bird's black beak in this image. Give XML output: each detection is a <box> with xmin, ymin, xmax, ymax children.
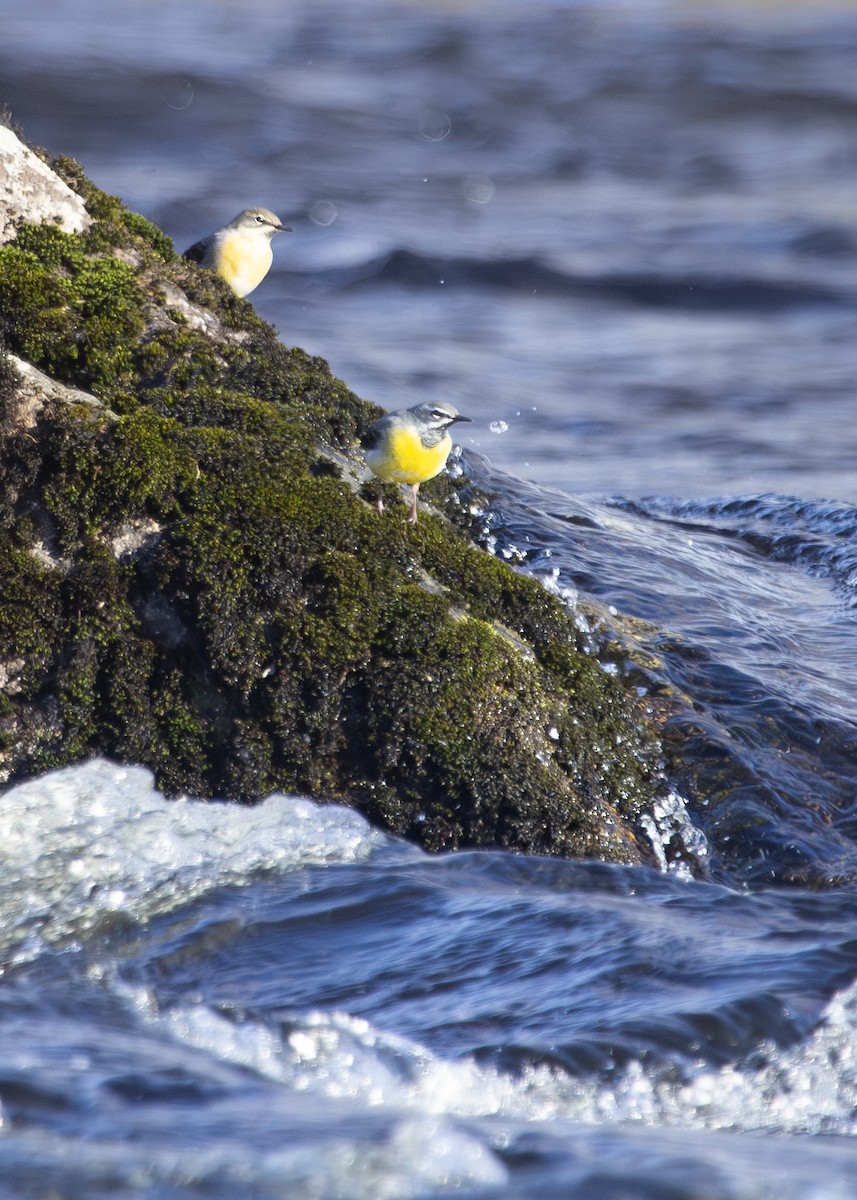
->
<box><xmin>451</xmin><ymin>415</ymin><xmax>472</xmax><ymax>424</ymax></box>
<box><xmin>276</xmin><ymin>224</ymin><xmax>293</xmax><ymax>234</ymax></box>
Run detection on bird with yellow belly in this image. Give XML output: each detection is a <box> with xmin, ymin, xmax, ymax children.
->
<box><xmin>183</xmin><ymin>207</ymin><xmax>291</xmax><ymax>298</ymax></box>
<box><xmin>361</xmin><ymin>401</ymin><xmax>472</xmax><ymax>524</ymax></box>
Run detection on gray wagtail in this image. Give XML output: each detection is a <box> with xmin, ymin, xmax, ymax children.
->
<box><xmin>183</xmin><ymin>207</ymin><xmax>291</xmax><ymax>298</ymax></box>
<box><xmin>361</xmin><ymin>401</ymin><xmax>472</xmax><ymax>524</ymax></box>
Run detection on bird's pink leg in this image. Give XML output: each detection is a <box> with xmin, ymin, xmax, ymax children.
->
<box><xmin>407</xmin><ymin>484</ymin><xmax>419</xmax><ymax>525</ymax></box>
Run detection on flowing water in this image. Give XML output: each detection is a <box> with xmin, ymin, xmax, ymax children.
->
<box><xmin>4</xmin><ymin>0</ymin><xmax>857</xmax><ymax>1195</ymax></box>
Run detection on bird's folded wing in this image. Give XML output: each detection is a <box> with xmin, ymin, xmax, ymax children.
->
<box><xmin>183</xmin><ymin>238</ymin><xmax>209</xmax><ymax>263</ymax></box>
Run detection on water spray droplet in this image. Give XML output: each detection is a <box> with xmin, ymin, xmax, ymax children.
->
<box><xmin>309</xmin><ymin>200</ymin><xmax>338</xmax><ymax>227</ymax></box>
<box><xmin>419</xmin><ymin>109</ymin><xmax>451</xmax><ymax>141</ymax></box>
<box><xmin>463</xmin><ymin>175</ymin><xmax>495</xmax><ymax>204</ymax></box>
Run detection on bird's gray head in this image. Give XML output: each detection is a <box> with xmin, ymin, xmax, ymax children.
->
<box><xmin>231</xmin><ymin>208</ymin><xmax>292</xmax><ymax>237</ymax></box>
<box><xmin>409</xmin><ymin>401</ymin><xmax>472</xmax><ymax>431</ymax></box>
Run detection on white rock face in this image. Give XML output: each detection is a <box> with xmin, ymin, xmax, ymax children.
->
<box><xmin>5</xmin><ymin>354</ymin><xmax>105</xmax><ymax>431</ymax></box>
<box><xmin>0</xmin><ymin>123</ymin><xmax>91</xmax><ymax>244</ymax></box>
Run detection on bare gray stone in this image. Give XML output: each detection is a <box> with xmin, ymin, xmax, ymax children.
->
<box><xmin>0</xmin><ymin>125</ymin><xmax>91</xmax><ymax>245</ymax></box>
<box><xmin>6</xmin><ymin>354</ymin><xmax>106</xmax><ymax>431</ymax></box>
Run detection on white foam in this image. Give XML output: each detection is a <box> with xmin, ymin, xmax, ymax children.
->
<box><xmin>143</xmin><ymin>973</ymin><xmax>857</xmax><ymax>1142</ymax></box>
<box><xmin>613</xmin><ymin>975</ymin><xmax>857</xmax><ymax>1136</ymax></box>
<box><xmin>128</xmin><ymin>987</ymin><xmax>508</xmax><ymax>1118</ymax></box>
<box><xmin>481</xmin><ymin>976</ymin><xmax>857</xmax><ymax>1138</ymax></box>
<box><xmin>0</xmin><ymin>759</ymin><xmax>385</xmax><ymax>961</ymax></box>
<box><xmin>104</xmin><ymin>993</ymin><xmax>510</xmax><ymax>1196</ymax></box>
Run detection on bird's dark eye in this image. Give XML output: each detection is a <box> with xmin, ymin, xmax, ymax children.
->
<box><xmin>255</xmin><ymin>215</ymin><xmax>265</xmax><ymax>223</ymax></box>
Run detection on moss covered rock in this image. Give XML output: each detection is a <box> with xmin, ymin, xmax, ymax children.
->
<box><xmin>0</xmin><ymin>127</ymin><xmax>663</xmax><ymax>863</ymax></box>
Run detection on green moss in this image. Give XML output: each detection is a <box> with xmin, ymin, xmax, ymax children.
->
<box><xmin>0</xmin><ymin>540</ymin><xmax>64</xmax><ymax>683</ymax></box>
<box><xmin>0</xmin><ymin>348</ymin><xmax>23</xmax><ymax>437</ymax></box>
<box><xmin>0</xmin><ymin>146</ymin><xmax>663</xmax><ymax>863</ymax></box>
<box><xmin>340</xmin><ymin>583</ymin><xmax>638</xmax><ymax>857</ymax></box>
<box><xmin>40</xmin><ymin>408</ymin><xmax>199</xmax><ymax>544</ymax></box>
<box><xmin>0</xmin><ymin>225</ymin><xmax>146</xmax><ymax>397</ymax></box>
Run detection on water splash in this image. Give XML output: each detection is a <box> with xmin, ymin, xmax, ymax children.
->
<box><xmin>0</xmin><ymin>759</ymin><xmax>384</xmax><ymax>962</ymax></box>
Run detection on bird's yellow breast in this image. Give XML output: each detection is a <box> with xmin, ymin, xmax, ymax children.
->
<box><xmin>372</xmin><ymin>425</ymin><xmax>452</xmax><ymax>485</ymax></box>
<box><xmin>214</xmin><ymin>230</ymin><xmax>273</xmax><ymax>298</ymax></box>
